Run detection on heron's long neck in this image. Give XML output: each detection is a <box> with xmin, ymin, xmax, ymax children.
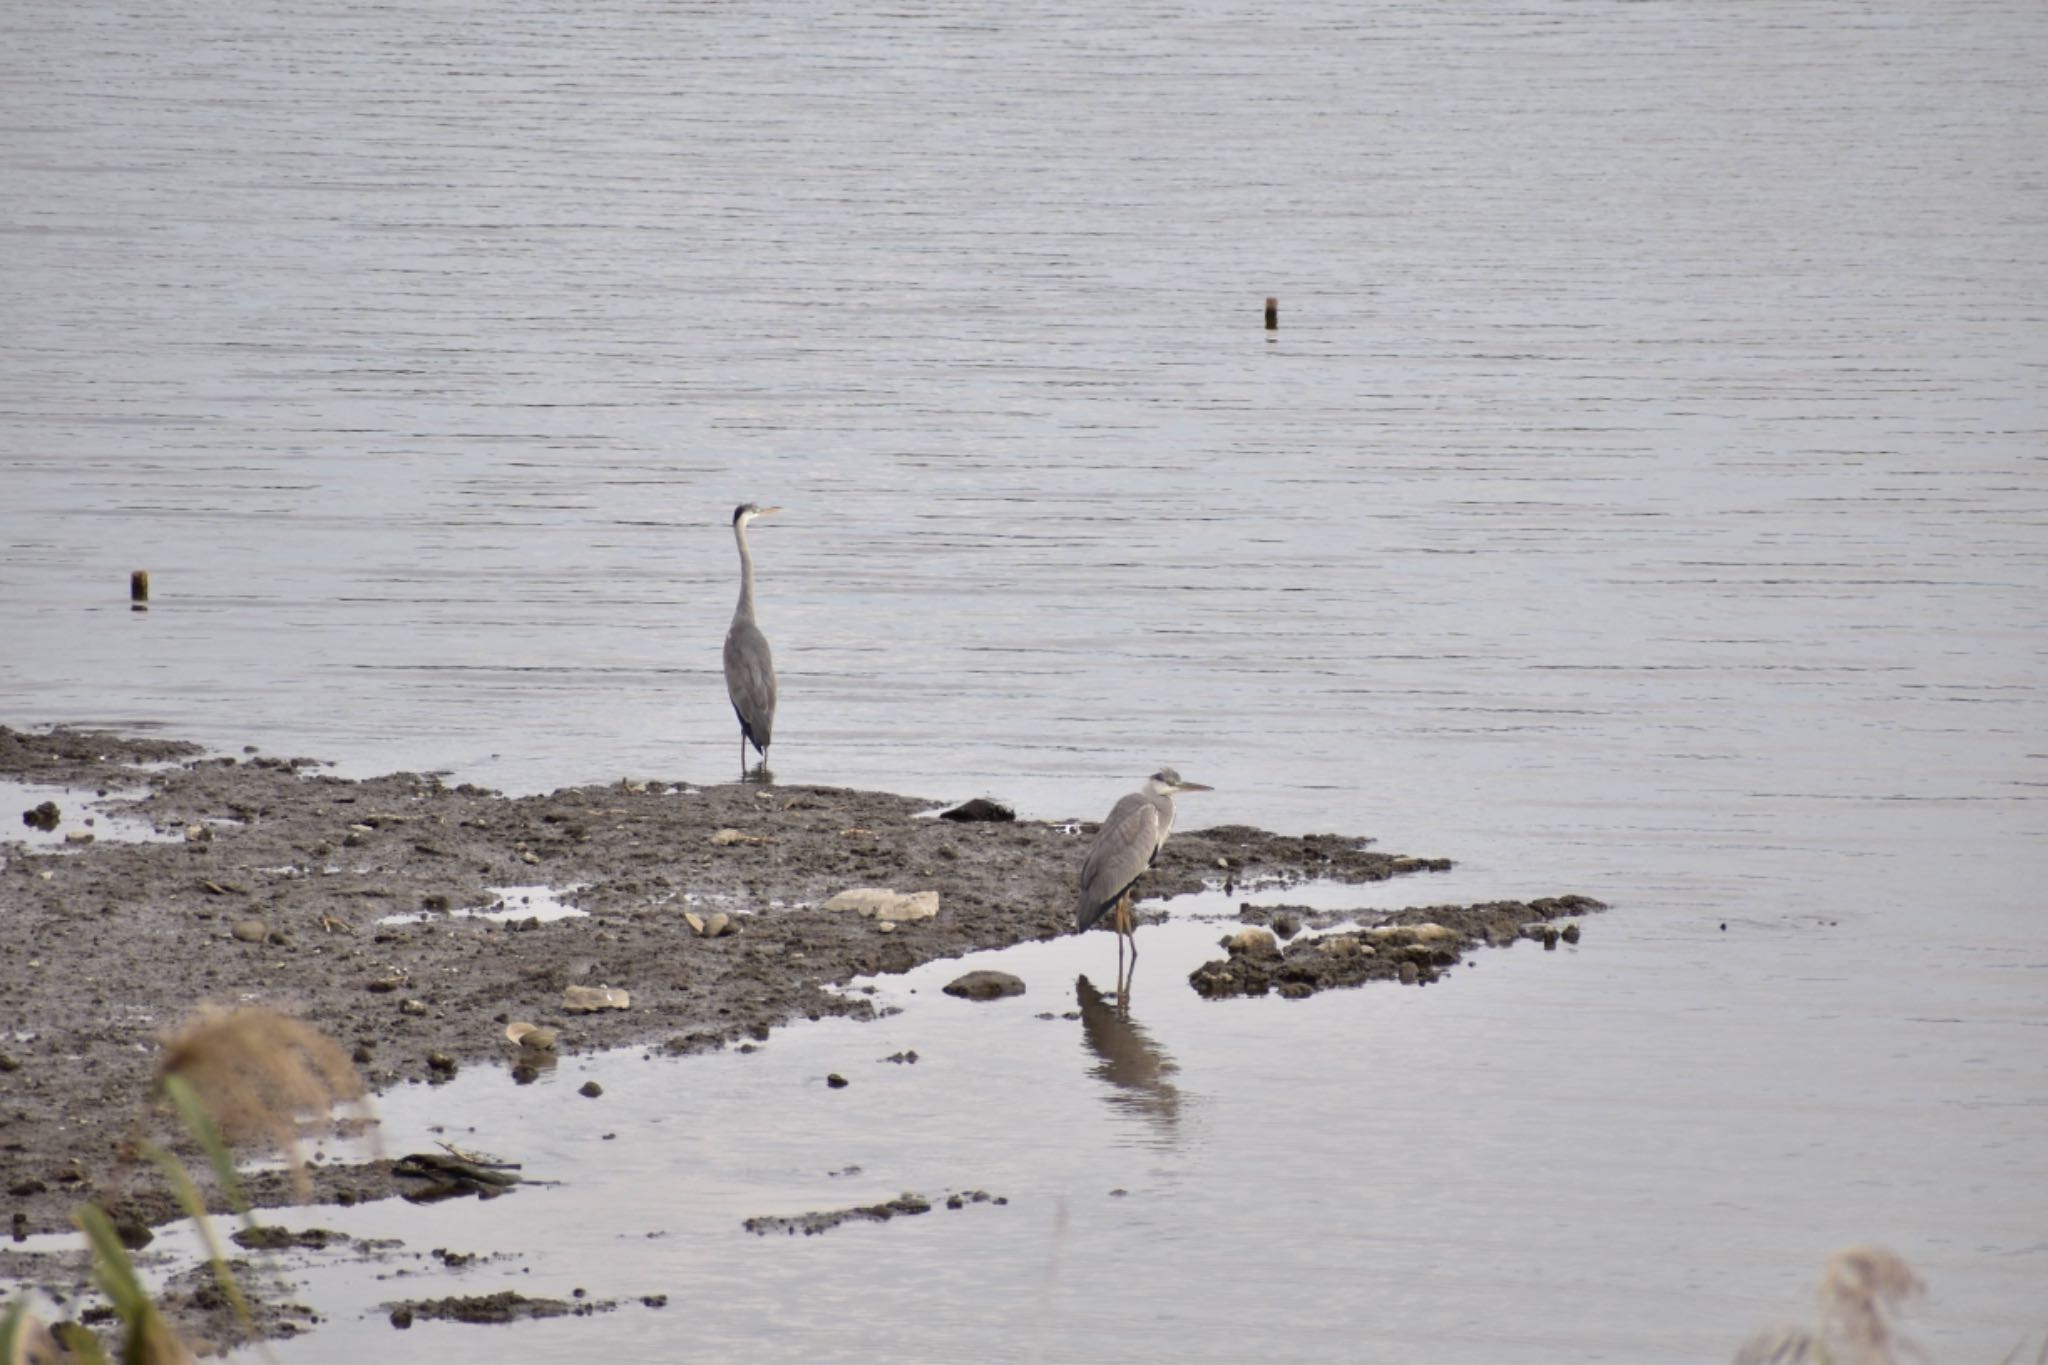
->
<box><xmin>733</xmin><ymin>522</ymin><xmax>758</xmax><ymax>626</ymax></box>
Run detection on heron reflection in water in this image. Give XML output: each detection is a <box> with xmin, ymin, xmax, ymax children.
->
<box><xmin>1076</xmin><ymin>974</ymin><xmax>1182</xmax><ymax>1143</ymax></box>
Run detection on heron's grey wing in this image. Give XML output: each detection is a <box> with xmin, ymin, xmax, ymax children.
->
<box><xmin>1075</xmin><ymin>793</ymin><xmax>1165</xmax><ymax>931</ymax></box>
<box><xmin>723</xmin><ymin>622</ymin><xmax>777</xmax><ymax>750</ymax></box>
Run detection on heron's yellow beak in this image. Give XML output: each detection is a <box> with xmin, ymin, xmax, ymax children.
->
<box><xmin>1174</xmin><ymin>780</ymin><xmax>1213</xmax><ymax>793</ymax></box>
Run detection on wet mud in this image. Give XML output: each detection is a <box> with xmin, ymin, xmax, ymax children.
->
<box><xmin>0</xmin><ymin>724</ymin><xmax>1608</xmax><ymax>1351</ymax></box>
<box><xmin>741</xmin><ymin>1188</ymin><xmax>1005</xmax><ymax>1237</ymax></box>
<box><xmin>385</xmin><ymin>1288</ymin><xmax>625</xmax><ymax>1327</ymax></box>
<box><xmin>0</xmin><ymin>723</ymin><xmax>1471</xmax><ymax>1246</ymax></box>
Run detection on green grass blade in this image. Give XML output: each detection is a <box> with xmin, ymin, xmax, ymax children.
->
<box><xmin>138</xmin><ymin>1143</ymin><xmax>258</xmax><ymax>1348</ymax></box>
<box><xmin>2</xmin><ymin>1298</ymin><xmax>34</xmax><ymax>1365</ymax></box>
<box><xmin>158</xmin><ymin>1075</ymin><xmax>254</xmax><ymax>1229</ymax></box>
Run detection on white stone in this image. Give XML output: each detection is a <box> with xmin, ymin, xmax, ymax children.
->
<box><xmin>563</xmin><ymin>985</ymin><xmax>631</xmax><ymax>1013</ymax></box>
<box><xmin>821</xmin><ymin>888</ymin><xmax>939</xmax><ymax>922</ymax></box>
<box><xmin>1224</xmin><ymin>927</ymin><xmax>1279</xmax><ymax>957</ymax></box>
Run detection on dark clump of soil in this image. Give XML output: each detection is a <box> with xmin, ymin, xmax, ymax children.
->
<box><xmin>1190</xmin><ymin>895</ymin><xmax>1607</xmax><ymax>999</ymax></box>
<box><xmin>230</xmin><ymin>1225</ymin><xmax>344</xmax><ymax>1251</ymax></box>
<box><xmin>743</xmin><ymin>1188</ymin><xmax>1007</xmax><ymax>1235</ymax></box>
<box><xmin>744</xmin><ymin>1192</ymin><xmax>932</xmax><ymax>1236</ymax></box>
<box><xmin>0</xmin><ymin>724</ymin><xmax>1486</xmax><ymax>1240</ymax></box>
<box><xmin>387</xmin><ymin>1289</ymin><xmax>613</xmax><ymax>1325</ymax></box>
<box><xmin>939</xmin><ymin>797</ymin><xmax>1014</xmax><ymax>822</ymax></box>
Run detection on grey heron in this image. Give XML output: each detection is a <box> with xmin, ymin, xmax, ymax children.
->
<box><xmin>1075</xmin><ymin>768</ymin><xmax>1212</xmax><ymax>994</ymax></box>
<box><xmin>723</xmin><ymin>502</ymin><xmax>780</xmax><ymax>777</ymax></box>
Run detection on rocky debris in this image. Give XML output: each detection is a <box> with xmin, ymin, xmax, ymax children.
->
<box><xmin>821</xmin><ymin>887</ymin><xmax>939</xmax><ymax>921</ymax></box>
<box><xmin>579</xmin><ymin>1081</ymin><xmax>603</xmax><ymax>1098</ymax></box>
<box><xmin>683</xmin><ymin>910</ymin><xmax>737</xmax><ymax>938</ymax></box>
<box><xmin>392</xmin><ymin>1151</ymin><xmax>522</xmax><ymax>1203</ymax></box>
<box><xmin>1190</xmin><ymin>896</ymin><xmax>1606</xmax><ymax>1000</ymax></box>
<box><xmin>826</xmin><ymin>1073</ymin><xmax>848</xmax><ymax>1089</ymax></box>
<box><xmin>939</xmin><ymin>798</ymin><xmax>1014</xmax><ymax>822</ymax></box>
<box><xmin>943</xmin><ymin>969</ymin><xmax>1026</xmax><ymax>1001</ymax></box>
<box><xmin>20</xmin><ymin>801</ymin><xmax>60</xmax><ymax>832</ymax></box>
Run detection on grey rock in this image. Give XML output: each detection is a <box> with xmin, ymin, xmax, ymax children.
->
<box><xmin>942</xmin><ymin>970</ymin><xmax>1025</xmax><ymax>1001</ymax></box>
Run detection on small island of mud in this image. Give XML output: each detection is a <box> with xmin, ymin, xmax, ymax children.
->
<box><xmin>0</xmin><ymin>724</ymin><xmax>1595</xmax><ymax>1252</ymax></box>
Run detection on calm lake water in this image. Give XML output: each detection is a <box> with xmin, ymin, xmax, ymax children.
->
<box><xmin>3</xmin><ymin>0</ymin><xmax>2044</xmax><ymax>1358</ymax></box>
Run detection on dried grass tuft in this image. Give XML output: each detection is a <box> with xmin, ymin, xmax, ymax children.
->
<box><xmin>153</xmin><ymin>1005</ymin><xmax>372</xmax><ymax>1199</ymax></box>
<box><xmin>1735</xmin><ymin>1245</ymin><xmax>1927</xmax><ymax>1365</ymax></box>
<box><xmin>1817</xmin><ymin>1246</ymin><xmax>1925</xmax><ymax>1365</ymax></box>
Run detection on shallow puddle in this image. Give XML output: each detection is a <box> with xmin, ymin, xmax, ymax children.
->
<box><xmin>0</xmin><ymin>778</ymin><xmax>176</xmax><ymax>853</ymax></box>
<box><xmin>376</xmin><ymin>884</ymin><xmax>590</xmax><ymax>928</ymax></box>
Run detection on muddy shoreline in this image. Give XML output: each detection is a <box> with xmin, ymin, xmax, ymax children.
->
<box><xmin>0</xmin><ymin>724</ymin><xmax>1513</xmax><ymax>1249</ymax></box>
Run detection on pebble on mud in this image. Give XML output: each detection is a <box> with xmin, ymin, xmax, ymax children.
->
<box><xmin>22</xmin><ymin>800</ymin><xmax>61</xmax><ymax>832</ymax></box>
<box><xmin>231</xmin><ymin>919</ymin><xmax>269</xmax><ymax>944</ymax></box>
<box><xmin>684</xmin><ymin>911</ymin><xmax>737</xmax><ymax>938</ymax></box>
<box><xmin>709</xmin><ymin>828</ymin><xmax>764</xmax><ymax>847</ymax></box>
<box><xmin>826</xmin><ymin>1073</ymin><xmax>848</xmax><ymax>1088</ymax></box>
<box><xmin>578</xmin><ymin>1081</ymin><xmax>603</xmax><ymax>1098</ymax></box>
<box><xmin>562</xmin><ymin>985</ymin><xmax>630</xmax><ymax>1013</ymax></box>
<box><xmin>822</xmin><ymin>887</ymin><xmax>939</xmax><ymax>922</ymax></box>
<box><xmin>503</xmin><ymin>1022</ymin><xmax>558</xmax><ymax>1051</ymax></box>
<box><xmin>1223</xmin><ymin>927</ymin><xmax>1279</xmax><ymax>958</ymax></box>
<box><xmin>942</xmin><ymin>969</ymin><xmax>1025</xmax><ymax>1001</ymax></box>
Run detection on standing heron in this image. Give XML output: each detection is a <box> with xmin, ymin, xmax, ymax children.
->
<box><xmin>723</xmin><ymin>502</ymin><xmax>780</xmax><ymax>777</ymax></box>
<box><xmin>1075</xmin><ymin>768</ymin><xmax>1212</xmax><ymax>999</ymax></box>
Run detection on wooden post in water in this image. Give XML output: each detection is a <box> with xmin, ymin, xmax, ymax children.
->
<box><xmin>130</xmin><ymin>569</ymin><xmax>149</xmax><ymax>611</ymax></box>
<box><xmin>1264</xmin><ymin>296</ymin><xmax>1278</xmax><ymax>330</ymax></box>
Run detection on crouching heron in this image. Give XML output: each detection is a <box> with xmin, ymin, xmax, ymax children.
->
<box><xmin>1075</xmin><ymin>768</ymin><xmax>1212</xmax><ymax>1002</ymax></box>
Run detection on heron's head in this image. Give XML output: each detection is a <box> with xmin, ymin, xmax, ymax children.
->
<box><xmin>1147</xmin><ymin>768</ymin><xmax>1213</xmax><ymax>796</ymax></box>
<box><xmin>732</xmin><ymin>503</ymin><xmax>782</xmax><ymax>528</ymax></box>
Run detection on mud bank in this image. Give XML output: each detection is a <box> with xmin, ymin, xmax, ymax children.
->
<box><xmin>1193</xmin><ymin>896</ymin><xmax>1606</xmax><ymax>998</ymax></box>
<box><xmin>0</xmin><ymin>724</ymin><xmax>1486</xmax><ymax>1245</ymax></box>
